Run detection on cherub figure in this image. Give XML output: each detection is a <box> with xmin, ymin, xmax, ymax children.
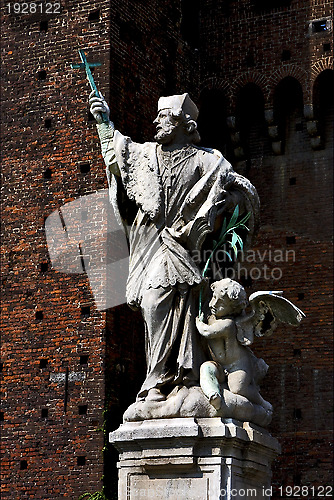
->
<box><xmin>196</xmin><ymin>278</ymin><xmax>305</xmax><ymax>416</ymax></box>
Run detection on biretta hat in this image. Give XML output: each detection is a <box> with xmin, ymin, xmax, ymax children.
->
<box><xmin>158</xmin><ymin>93</ymin><xmax>199</xmax><ymax>120</ymax></box>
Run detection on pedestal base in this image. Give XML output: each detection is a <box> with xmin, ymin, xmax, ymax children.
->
<box><xmin>110</xmin><ymin>418</ymin><xmax>280</xmax><ymax>500</ymax></box>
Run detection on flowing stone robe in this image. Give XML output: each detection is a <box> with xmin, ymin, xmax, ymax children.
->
<box><xmin>97</xmin><ymin>123</ymin><xmax>260</xmax><ymax>398</ymax></box>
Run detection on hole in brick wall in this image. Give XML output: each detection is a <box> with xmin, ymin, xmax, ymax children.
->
<box><xmin>81</xmin><ymin>306</ymin><xmax>90</xmax><ymax>318</ymax></box>
<box><xmin>0</xmin><ymin>362</ymin><xmax>3</xmax><ymax>372</ymax></box>
<box><xmin>293</xmin><ymin>473</ymin><xmax>302</xmax><ymax>485</ymax></box>
<box><xmin>40</xmin><ymin>20</ymin><xmax>48</xmax><ymax>31</ymax></box>
<box><xmin>80</xmin><ymin>355</ymin><xmax>89</xmax><ymax>365</ymax></box>
<box><xmin>323</xmin><ymin>43</ymin><xmax>331</xmax><ymax>52</ymax></box>
<box><xmin>40</xmin><ymin>262</ymin><xmax>48</xmax><ymax>273</ymax></box>
<box><xmin>92</xmin><ymin>419</ymin><xmax>99</xmax><ymax>426</ymax></box>
<box><xmin>293</xmin><ymin>348</ymin><xmax>301</xmax><ymax>357</ymax></box>
<box><xmin>44</xmin><ymin>118</ymin><xmax>52</xmax><ymax>129</ymax></box>
<box><xmin>79</xmin><ymin>162</ymin><xmax>90</xmax><ymax>174</ymax></box>
<box><xmin>87</xmin><ymin>110</ymin><xmax>95</xmax><ymax>122</ymax></box>
<box><xmin>281</xmin><ymin>50</ymin><xmax>291</xmax><ymax>61</ymax></box>
<box><xmin>39</xmin><ymin>359</ymin><xmax>48</xmax><ymax>368</ymax></box>
<box><xmin>20</xmin><ymin>460</ymin><xmax>28</xmax><ymax>470</ymax></box>
<box><xmin>286</xmin><ymin>236</ymin><xmax>296</xmax><ymax>244</ymax></box>
<box><xmin>37</xmin><ymin>70</ymin><xmax>47</xmax><ymax>80</ymax></box>
<box><xmin>297</xmin><ymin>292</ymin><xmax>305</xmax><ymax>301</ymax></box>
<box><xmin>77</xmin><ymin>456</ymin><xmax>86</xmax><ymax>466</ymax></box>
<box><xmin>0</xmin><ymin>412</ymin><xmax>4</xmax><ymax>421</ymax></box>
<box><xmin>44</xmin><ymin>168</ymin><xmax>52</xmax><ymax>179</ymax></box>
<box><xmin>312</xmin><ymin>19</ymin><xmax>328</xmax><ymax>33</ymax></box>
<box><xmin>289</xmin><ymin>177</ymin><xmax>296</xmax><ymax>185</ymax></box>
<box><xmin>35</xmin><ymin>311</ymin><xmax>44</xmax><ymax>321</ymax></box>
<box><xmin>295</xmin><ymin>122</ymin><xmax>303</xmax><ymax>131</ymax></box>
<box><xmin>79</xmin><ymin>405</ymin><xmax>88</xmax><ymax>415</ymax></box>
<box><xmin>88</xmin><ymin>9</ymin><xmax>100</xmax><ymax>21</ymax></box>
<box><xmin>41</xmin><ymin>408</ymin><xmax>48</xmax><ymax>418</ymax></box>
<box><xmin>245</xmin><ymin>54</ymin><xmax>255</xmax><ymax>67</ymax></box>
<box><xmin>293</xmin><ymin>408</ymin><xmax>302</xmax><ymax>419</ymax></box>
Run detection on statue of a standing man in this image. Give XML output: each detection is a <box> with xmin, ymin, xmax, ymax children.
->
<box><xmin>89</xmin><ymin>92</ymin><xmax>259</xmax><ymax>405</ymax></box>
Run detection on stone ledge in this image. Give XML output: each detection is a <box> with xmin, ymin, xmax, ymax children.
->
<box><xmin>110</xmin><ymin>418</ymin><xmax>281</xmax><ymax>499</ymax></box>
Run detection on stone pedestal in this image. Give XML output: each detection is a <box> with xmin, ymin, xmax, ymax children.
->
<box><xmin>110</xmin><ymin>418</ymin><xmax>280</xmax><ymax>500</ymax></box>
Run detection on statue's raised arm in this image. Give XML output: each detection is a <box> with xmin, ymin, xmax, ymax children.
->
<box><xmin>89</xmin><ymin>92</ymin><xmax>120</xmax><ymax>179</ymax></box>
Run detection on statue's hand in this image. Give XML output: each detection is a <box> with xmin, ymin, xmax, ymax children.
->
<box><xmin>195</xmin><ymin>315</ymin><xmax>204</xmax><ymax>331</ymax></box>
<box><xmin>89</xmin><ymin>91</ymin><xmax>110</xmax><ymax>124</ymax></box>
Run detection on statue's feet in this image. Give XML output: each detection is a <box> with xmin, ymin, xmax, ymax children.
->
<box><xmin>145</xmin><ymin>388</ymin><xmax>166</xmax><ymax>402</ymax></box>
<box><xmin>209</xmin><ymin>392</ymin><xmax>222</xmax><ymax>410</ymax></box>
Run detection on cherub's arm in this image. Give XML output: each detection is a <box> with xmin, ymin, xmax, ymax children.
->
<box><xmin>196</xmin><ymin>316</ymin><xmax>235</xmax><ymax>339</ymax></box>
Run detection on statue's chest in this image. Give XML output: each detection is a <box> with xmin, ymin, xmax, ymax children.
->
<box><xmin>158</xmin><ymin>147</ymin><xmax>200</xmax><ymax>208</ymax></box>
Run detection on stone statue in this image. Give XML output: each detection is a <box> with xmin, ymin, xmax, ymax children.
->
<box><xmin>89</xmin><ymin>91</ymin><xmax>261</xmax><ymax>419</ymax></box>
<box><xmin>196</xmin><ymin>278</ymin><xmax>305</xmax><ymax>420</ymax></box>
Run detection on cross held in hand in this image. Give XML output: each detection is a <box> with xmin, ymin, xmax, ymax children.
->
<box><xmin>71</xmin><ymin>49</ymin><xmax>109</xmax><ymax>123</ymax></box>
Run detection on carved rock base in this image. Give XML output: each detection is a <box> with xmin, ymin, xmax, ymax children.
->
<box><xmin>110</xmin><ymin>417</ymin><xmax>280</xmax><ymax>499</ymax></box>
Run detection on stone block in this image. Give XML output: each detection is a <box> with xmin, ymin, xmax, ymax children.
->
<box><xmin>110</xmin><ymin>418</ymin><xmax>280</xmax><ymax>499</ymax></box>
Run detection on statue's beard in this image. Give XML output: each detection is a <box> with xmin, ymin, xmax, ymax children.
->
<box><xmin>154</xmin><ymin>125</ymin><xmax>177</xmax><ymax>144</ymax></box>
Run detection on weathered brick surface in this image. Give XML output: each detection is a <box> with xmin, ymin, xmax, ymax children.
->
<box><xmin>198</xmin><ymin>0</ymin><xmax>333</xmax><ymax>495</ymax></box>
<box><xmin>1</xmin><ymin>0</ymin><xmax>332</xmax><ymax>498</ymax></box>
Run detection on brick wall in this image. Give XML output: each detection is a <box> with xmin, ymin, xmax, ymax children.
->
<box><xmin>0</xmin><ymin>1</ymin><xmax>198</xmax><ymax>498</ymax></box>
<box><xmin>1</xmin><ymin>1</ymin><xmax>112</xmax><ymax>497</ymax></box>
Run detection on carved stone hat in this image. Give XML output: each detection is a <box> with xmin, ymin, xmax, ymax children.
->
<box><xmin>158</xmin><ymin>93</ymin><xmax>199</xmax><ymax>120</ymax></box>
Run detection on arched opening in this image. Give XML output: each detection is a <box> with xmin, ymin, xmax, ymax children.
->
<box><xmin>313</xmin><ymin>69</ymin><xmax>334</xmax><ymax>147</ymax></box>
<box><xmin>197</xmin><ymin>88</ymin><xmax>230</xmax><ymax>157</ymax></box>
<box><xmin>273</xmin><ymin>76</ymin><xmax>307</xmax><ymax>154</ymax></box>
<box><xmin>236</xmin><ymin>83</ymin><xmax>270</xmax><ymax>160</ymax></box>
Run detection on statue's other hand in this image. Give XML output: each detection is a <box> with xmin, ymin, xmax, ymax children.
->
<box><xmin>195</xmin><ymin>315</ymin><xmax>205</xmax><ymax>332</ymax></box>
<box><xmin>89</xmin><ymin>90</ymin><xmax>110</xmax><ymax>124</ymax></box>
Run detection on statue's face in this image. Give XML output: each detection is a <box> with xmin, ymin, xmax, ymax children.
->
<box><xmin>153</xmin><ymin>109</ymin><xmax>182</xmax><ymax>144</ymax></box>
<box><xmin>209</xmin><ymin>290</ymin><xmax>233</xmax><ymax>318</ymax></box>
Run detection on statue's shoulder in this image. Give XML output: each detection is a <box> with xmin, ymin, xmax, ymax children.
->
<box><xmin>193</xmin><ymin>145</ymin><xmax>223</xmax><ymax>159</ymax></box>
<box><xmin>192</xmin><ymin>145</ymin><xmax>231</xmax><ymax>176</ymax></box>
<box><xmin>115</xmin><ymin>131</ymin><xmax>156</xmax><ymax>151</ymax></box>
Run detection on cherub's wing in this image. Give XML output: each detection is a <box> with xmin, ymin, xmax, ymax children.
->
<box><xmin>249</xmin><ymin>291</ymin><xmax>305</xmax><ymax>338</ymax></box>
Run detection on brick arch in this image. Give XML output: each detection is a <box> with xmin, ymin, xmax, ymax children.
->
<box><xmin>267</xmin><ymin>64</ymin><xmax>310</xmax><ymax>104</ymax></box>
<box><xmin>232</xmin><ymin>70</ymin><xmax>268</xmax><ymax>106</ymax></box>
<box><xmin>199</xmin><ymin>77</ymin><xmax>232</xmax><ymax>111</ymax></box>
<box><xmin>230</xmin><ymin>71</ymin><xmax>270</xmax><ymax>109</ymax></box>
<box><xmin>310</xmin><ymin>57</ymin><xmax>334</xmax><ymax>87</ymax></box>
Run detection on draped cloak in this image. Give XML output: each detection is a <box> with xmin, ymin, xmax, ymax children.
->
<box><xmin>97</xmin><ymin>122</ymin><xmax>260</xmax><ymax>397</ymax></box>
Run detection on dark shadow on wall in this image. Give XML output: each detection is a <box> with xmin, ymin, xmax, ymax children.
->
<box><xmin>104</xmin><ymin>305</ymin><xmax>146</xmax><ymax>498</ymax></box>
<box><xmin>197</xmin><ymin>87</ymin><xmax>231</xmax><ymax>157</ymax></box>
<box><xmin>313</xmin><ymin>69</ymin><xmax>334</xmax><ymax>148</ymax></box>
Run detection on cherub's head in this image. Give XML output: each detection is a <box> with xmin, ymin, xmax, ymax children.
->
<box><xmin>209</xmin><ymin>279</ymin><xmax>248</xmax><ymax>318</ymax></box>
